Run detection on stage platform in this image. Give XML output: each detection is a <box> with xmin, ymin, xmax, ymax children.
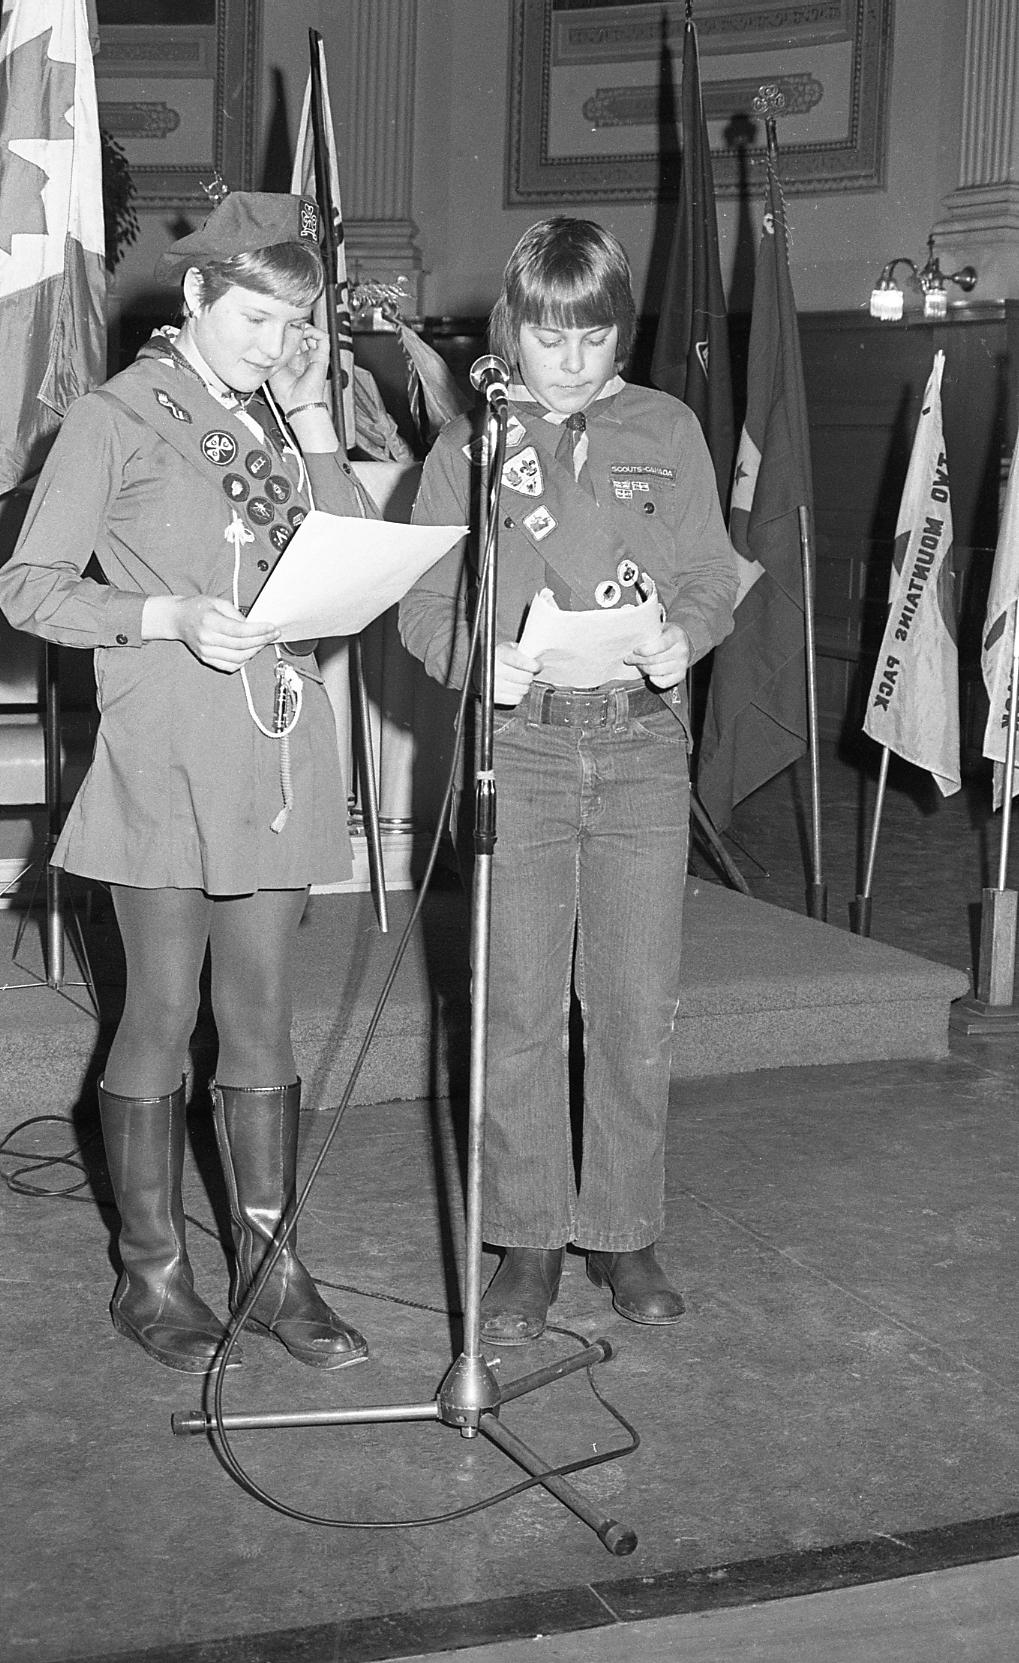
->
<box><xmin>0</xmin><ymin>879</ymin><xmax>969</xmax><ymax>1131</ymax></box>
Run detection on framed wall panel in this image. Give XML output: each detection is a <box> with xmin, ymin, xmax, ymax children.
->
<box><xmin>507</xmin><ymin>0</ymin><xmax>894</xmax><ymax>202</ymax></box>
<box><xmin>94</xmin><ymin>0</ymin><xmax>261</xmax><ymax>209</ymax></box>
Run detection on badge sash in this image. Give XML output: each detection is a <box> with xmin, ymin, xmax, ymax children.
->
<box><xmin>503</xmin><ymin>411</ymin><xmax>639</xmax><ymax>609</ymax></box>
<box><xmin>96</xmin><ymin>358</ymin><xmax>313</xmax><ymax>584</ymax></box>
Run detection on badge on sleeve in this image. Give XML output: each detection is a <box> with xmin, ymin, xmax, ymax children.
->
<box><xmin>522</xmin><ymin>505</ymin><xmax>557</xmax><ymax>542</ymax></box>
<box><xmin>502</xmin><ymin>446</ymin><xmax>543</xmax><ymax>496</ymax></box>
<box><xmin>201</xmin><ymin>430</ymin><xmax>238</xmax><ymax>465</ymax></box>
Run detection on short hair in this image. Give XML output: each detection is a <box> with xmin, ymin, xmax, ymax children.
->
<box><xmin>190</xmin><ymin>241</ymin><xmax>324</xmax><ymax>310</ymax></box>
<box><xmin>488</xmin><ymin>217</ymin><xmax>636</xmax><ymax>369</ymax></box>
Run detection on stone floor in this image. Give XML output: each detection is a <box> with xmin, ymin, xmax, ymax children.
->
<box><xmin>4</xmin><ymin>741</ymin><xmax>1019</xmax><ymax>1663</ymax></box>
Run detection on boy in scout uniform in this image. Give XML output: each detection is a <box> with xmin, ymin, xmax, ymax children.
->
<box><xmin>401</xmin><ymin>217</ymin><xmax>738</xmax><ymax>1343</ymax></box>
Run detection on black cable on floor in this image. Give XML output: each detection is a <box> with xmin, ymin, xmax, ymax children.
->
<box><xmin>0</xmin><ymin>1112</ymin><xmax>640</xmax><ymax>1528</ymax></box>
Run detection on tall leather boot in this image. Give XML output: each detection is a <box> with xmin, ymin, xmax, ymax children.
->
<box><xmin>98</xmin><ymin>1079</ymin><xmax>241</xmax><ymax>1372</ymax></box>
<box><xmin>211</xmin><ymin>1080</ymin><xmax>368</xmax><ymax>1370</ymax></box>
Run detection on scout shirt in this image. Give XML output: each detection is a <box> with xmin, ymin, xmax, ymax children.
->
<box><xmin>0</xmin><ymin>333</ymin><xmax>375</xmax><ymax>894</ymax></box>
<box><xmin>399</xmin><ymin>381</ymin><xmax>737</xmax><ymax>726</ymax></box>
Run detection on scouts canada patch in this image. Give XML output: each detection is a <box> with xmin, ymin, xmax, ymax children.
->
<box><xmin>153</xmin><ymin>387</ymin><xmax>191</xmax><ymax>423</ymax></box>
<box><xmin>610</xmin><ymin>462</ymin><xmax>675</xmax><ymax>500</ymax></box>
<box><xmin>502</xmin><ymin>446</ymin><xmax>543</xmax><ymax>497</ymax></box>
<box><xmin>522</xmin><ymin>505</ymin><xmax>556</xmax><ymax>542</ymax></box>
<box><xmin>201</xmin><ymin>430</ymin><xmax>238</xmax><ymax>465</ymax></box>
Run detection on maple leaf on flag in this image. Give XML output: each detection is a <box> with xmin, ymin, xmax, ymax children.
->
<box><xmin>0</xmin><ymin>27</ymin><xmax>76</xmax><ymax>255</ymax></box>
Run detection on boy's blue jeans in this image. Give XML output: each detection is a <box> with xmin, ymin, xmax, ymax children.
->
<box><xmin>467</xmin><ymin>688</ymin><xmax>690</xmax><ymax>1253</ymax></box>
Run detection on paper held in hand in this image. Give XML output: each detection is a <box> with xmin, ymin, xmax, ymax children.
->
<box><xmin>518</xmin><ymin>586</ymin><xmax>665</xmax><ymax>688</ymax></box>
<box><xmin>246</xmin><ymin>510</ymin><xmax>467</xmax><ymax>638</ymax></box>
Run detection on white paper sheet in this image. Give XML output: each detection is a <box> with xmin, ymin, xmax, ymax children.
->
<box><xmin>518</xmin><ymin>586</ymin><xmax>665</xmax><ymax>688</ymax></box>
<box><xmin>246</xmin><ymin>509</ymin><xmax>466</xmax><ymax>638</ymax></box>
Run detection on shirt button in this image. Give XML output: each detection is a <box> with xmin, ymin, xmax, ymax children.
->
<box><xmin>643</xmin><ymin>502</ymin><xmax>656</xmax><ymax>514</ymax></box>
<box><xmin>116</xmin><ymin>632</ymin><xmax>128</xmax><ymax>644</ymax></box>
<box><xmin>257</xmin><ymin>559</ymin><xmax>269</xmax><ymax>571</ymax></box>
<box><xmin>503</xmin><ymin>516</ymin><xmax>514</xmax><ymax>529</ymax></box>
<box><xmin>342</xmin><ymin>462</ymin><xmax>352</xmax><ymax>474</ymax></box>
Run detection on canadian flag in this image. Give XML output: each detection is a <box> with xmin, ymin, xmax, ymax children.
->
<box><xmin>0</xmin><ymin>0</ymin><xmax>106</xmax><ymax>493</ymax></box>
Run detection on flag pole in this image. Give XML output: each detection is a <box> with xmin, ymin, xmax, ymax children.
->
<box><xmin>978</xmin><ymin>599</ymin><xmax>1019</xmax><ymax>1004</ymax></box>
<box><xmin>853</xmin><ymin>744</ymin><xmax>891</xmax><ymax>937</ymax></box>
<box><xmin>307</xmin><ymin>28</ymin><xmax>388</xmax><ymax>932</ymax></box>
<box><xmin>760</xmin><ymin>92</ymin><xmax>826</xmax><ymax>921</ymax></box>
<box><xmin>953</xmin><ymin>599</ymin><xmax>1019</xmax><ymax>1031</ymax></box>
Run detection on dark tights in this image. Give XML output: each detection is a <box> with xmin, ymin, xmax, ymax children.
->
<box><xmin>103</xmin><ymin>885</ymin><xmax>309</xmax><ymax>1098</ymax></box>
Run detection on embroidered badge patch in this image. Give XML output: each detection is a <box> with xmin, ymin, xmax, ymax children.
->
<box><xmin>299</xmin><ymin>200</ymin><xmax>319</xmax><ymax>240</ymax></box>
<box><xmin>269</xmin><ymin>524</ymin><xmax>292</xmax><ymax>552</ymax></box>
<box><xmin>201</xmin><ymin>430</ymin><xmax>237</xmax><ymax>465</ymax></box>
<box><xmin>154</xmin><ymin>388</ymin><xmax>191</xmax><ymax>423</ymax></box>
<box><xmin>245</xmin><ymin>449</ymin><xmax>272</xmax><ymax>479</ymax></box>
<box><xmin>265</xmin><ymin>474</ymin><xmax>292</xmax><ymax>505</ymax></box>
<box><xmin>610</xmin><ymin>464</ymin><xmax>677</xmax><ymax>480</ymax></box>
<box><xmin>502</xmin><ymin>446</ymin><xmax>543</xmax><ymax>497</ymax></box>
<box><xmin>462</xmin><ymin>436</ymin><xmax>490</xmax><ymax>468</ymax></box>
<box><xmin>287</xmin><ymin>506</ymin><xmax>307</xmax><ymax>529</ymax></box>
<box><xmin>247</xmin><ymin>497</ymin><xmax>274</xmax><ymax>527</ymax></box>
<box><xmin>522</xmin><ymin>505</ymin><xmax>557</xmax><ymax>542</ymax></box>
<box><xmin>612</xmin><ymin>479</ymin><xmax>650</xmax><ymax>501</ymax></box>
<box><xmin>223</xmin><ymin>474</ymin><xmax>249</xmax><ymax>502</ymax></box>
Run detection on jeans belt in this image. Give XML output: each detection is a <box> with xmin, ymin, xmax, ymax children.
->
<box><xmin>528</xmin><ymin>682</ymin><xmax>666</xmax><ymax>727</ymax></box>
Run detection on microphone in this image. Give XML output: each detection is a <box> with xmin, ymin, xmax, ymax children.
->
<box><xmin>470</xmin><ymin>354</ymin><xmax>510</xmax><ymax>411</ymax></box>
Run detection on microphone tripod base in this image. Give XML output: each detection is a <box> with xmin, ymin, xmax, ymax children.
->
<box><xmin>437</xmin><ymin>1351</ymin><xmax>502</xmax><ymax>1434</ymax></box>
<box><xmin>171</xmin><ymin>1337</ymin><xmax>637</xmax><ymax>1553</ymax></box>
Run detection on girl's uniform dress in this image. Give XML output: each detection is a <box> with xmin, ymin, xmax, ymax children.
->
<box><xmin>400</xmin><ymin>378</ymin><xmax>738</xmax><ymax>1253</ymax></box>
<box><xmin>0</xmin><ymin>330</ymin><xmax>372</xmax><ymax>895</ymax></box>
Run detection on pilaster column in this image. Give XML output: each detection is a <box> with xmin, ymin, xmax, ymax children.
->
<box><xmin>934</xmin><ymin>0</ymin><xmax>1019</xmax><ymax>299</ymax></box>
<box><xmin>329</xmin><ymin>0</ymin><xmax>422</xmax><ymax>314</ymax></box>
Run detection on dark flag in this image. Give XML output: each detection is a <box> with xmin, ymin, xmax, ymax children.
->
<box><xmin>650</xmin><ymin>12</ymin><xmax>734</xmax><ymax>509</ymax></box>
<box><xmin>696</xmin><ymin>157</ymin><xmax>814</xmax><ymax>831</ymax></box>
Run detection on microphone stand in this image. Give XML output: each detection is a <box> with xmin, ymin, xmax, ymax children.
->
<box><xmin>171</xmin><ymin>396</ymin><xmax>637</xmax><ymax>1556</ymax></box>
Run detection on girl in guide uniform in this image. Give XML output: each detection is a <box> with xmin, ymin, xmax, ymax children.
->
<box><xmin>0</xmin><ymin>192</ymin><xmax>373</xmax><ymax>1374</ymax></box>
<box><xmin>400</xmin><ymin>218</ymin><xmax>738</xmax><ymax>1343</ymax></box>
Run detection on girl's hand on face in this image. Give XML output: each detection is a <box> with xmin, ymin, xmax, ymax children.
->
<box><xmin>625</xmin><ymin>621</ymin><xmax>691</xmax><ymax>690</ymax></box>
<box><xmin>268</xmin><ymin>322</ymin><xmax>330</xmax><ymax>411</ymax></box>
<box><xmin>493</xmin><ymin>642</ymin><xmax>540</xmax><ymax>707</ymax></box>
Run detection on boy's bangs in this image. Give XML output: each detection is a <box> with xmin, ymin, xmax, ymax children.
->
<box><xmin>520</xmin><ymin>285</ymin><xmax>615</xmax><ymax>332</ymax></box>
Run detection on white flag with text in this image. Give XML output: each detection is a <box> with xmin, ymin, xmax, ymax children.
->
<box><xmin>863</xmin><ymin>351</ymin><xmax>960</xmax><ymax>795</ymax></box>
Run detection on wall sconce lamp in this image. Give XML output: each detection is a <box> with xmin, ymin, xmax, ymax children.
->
<box><xmin>869</xmin><ymin>236</ymin><xmax>977</xmax><ymax>320</ymax></box>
